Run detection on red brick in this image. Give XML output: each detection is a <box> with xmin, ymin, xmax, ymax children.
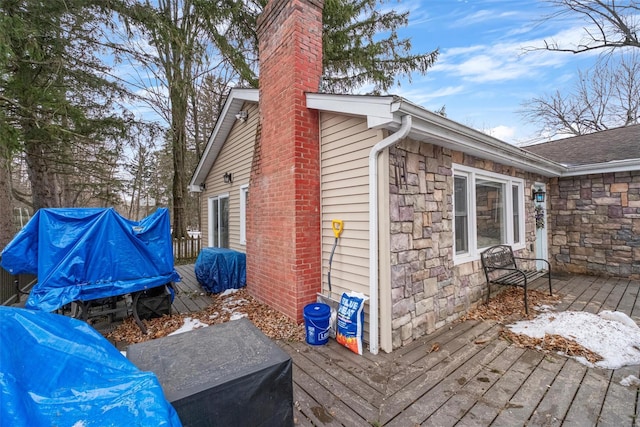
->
<box><xmin>247</xmin><ymin>0</ymin><xmax>324</xmax><ymax>322</ymax></box>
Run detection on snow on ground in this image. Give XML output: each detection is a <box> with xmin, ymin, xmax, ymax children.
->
<box><xmin>620</xmin><ymin>375</ymin><xmax>640</xmax><ymax>387</ymax></box>
<box><xmin>219</xmin><ymin>288</ymin><xmax>240</xmax><ymax>297</ymax></box>
<box><xmin>229</xmin><ymin>313</ymin><xmax>248</xmax><ymax>321</ymax></box>
<box><xmin>168</xmin><ymin>317</ymin><xmax>208</xmax><ymax>336</ymax></box>
<box><xmin>169</xmin><ymin>291</ymin><xmax>249</xmax><ymax>335</ymax></box>
<box><xmin>507</xmin><ymin>310</ymin><xmax>640</xmax><ymax>369</ymax></box>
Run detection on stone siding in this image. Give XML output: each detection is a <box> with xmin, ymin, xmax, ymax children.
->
<box><xmin>548</xmin><ymin>171</ymin><xmax>640</xmax><ymax>278</ymax></box>
<box><xmin>389</xmin><ymin>140</ymin><xmax>543</xmax><ymax>348</ymax></box>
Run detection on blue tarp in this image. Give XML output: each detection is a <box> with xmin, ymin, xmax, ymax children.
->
<box><xmin>1</xmin><ymin>207</ymin><xmax>180</xmax><ymax>312</ymax></box>
<box><xmin>0</xmin><ymin>306</ymin><xmax>182</xmax><ymax>427</ymax></box>
<box><xmin>194</xmin><ymin>248</ymin><xmax>246</xmax><ymax>294</ymax></box>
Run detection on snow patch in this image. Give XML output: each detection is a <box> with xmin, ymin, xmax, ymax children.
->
<box><xmin>507</xmin><ymin>310</ymin><xmax>640</xmax><ymax>369</ymax></box>
<box><xmin>168</xmin><ymin>317</ymin><xmax>209</xmax><ymax>336</ymax></box>
<box><xmin>230</xmin><ymin>312</ymin><xmax>247</xmax><ymax>321</ymax></box>
<box><xmin>620</xmin><ymin>375</ymin><xmax>640</xmax><ymax>387</ymax></box>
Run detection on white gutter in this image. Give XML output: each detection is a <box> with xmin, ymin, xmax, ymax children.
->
<box><xmin>562</xmin><ymin>158</ymin><xmax>640</xmax><ymax>176</ymax></box>
<box><xmin>368</xmin><ymin>115</ymin><xmax>412</xmax><ymax>355</ymax></box>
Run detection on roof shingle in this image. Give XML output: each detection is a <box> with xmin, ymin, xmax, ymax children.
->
<box><xmin>523</xmin><ymin>124</ymin><xmax>640</xmax><ymax>166</ymax></box>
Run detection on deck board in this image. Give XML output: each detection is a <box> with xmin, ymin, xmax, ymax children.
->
<box><xmin>599</xmin><ymin>365</ymin><xmax>640</xmax><ymax>426</ymax></box>
<box><xmin>490</xmin><ymin>353</ymin><xmax>566</xmax><ymax>425</ymax></box>
<box><xmin>562</xmin><ymin>368</ymin><xmax>612</xmax><ymax>425</ymax></box>
<box><xmin>527</xmin><ymin>358</ymin><xmax>587</xmax><ymax>426</ymax></box>
<box><xmin>422</xmin><ymin>339</ymin><xmax>520</xmax><ymax>426</ymax></box>
<box><xmin>601</xmin><ymin>277</ymin><xmax>629</xmax><ymax>313</ymax></box>
<box><xmin>173</xmin><ymin>264</ymin><xmax>213</xmax><ymax>312</ymax></box>
<box><xmin>384</xmin><ymin>339</ymin><xmax>511</xmax><ymax>426</ymax></box>
<box><xmin>118</xmin><ymin>270</ymin><xmax>640</xmax><ymax>426</ymax></box>
<box><xmin>380</xmin><ymin>323</ymin><xmax>502</xmax><ymax>425</ymax></box>
<box><xmin>287</xmin><ymin>346</ymin><xmax>377</xmax><ymax>426</ymax></box>
<box><xmin>458</xmin><ymin>348</ymin><xmax>545</xmax><ymax>426</ymax></box>
<box><xmin>283</xmin><ymin>274</ymin><xmax>640</xmax><ymax>426</ymax></box>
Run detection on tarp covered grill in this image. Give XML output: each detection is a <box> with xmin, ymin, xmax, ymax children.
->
<box><xmin>1</xmin><ymin>207</ymin><xmax>180</xmax><ymax>312</ymax></box>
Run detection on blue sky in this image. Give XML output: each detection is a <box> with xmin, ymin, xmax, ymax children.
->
<box><xmin>122</xmin><ymin>1</ymin><xmax>605</xmax><ymax>146</ymax></box>
<box><xmin>391</xmin><ymin>0</ymin><xmax>602</xmax><ymax>144</ymax></box>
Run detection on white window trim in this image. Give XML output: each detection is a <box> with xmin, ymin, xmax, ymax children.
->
<box><xmin>453</xmin><ymin>164</ymin><xmax>525</xmax><ymax>265</ymax></box>
<box><xmin>239</xmin><ymin>184</ymin><xmax>248</xmax><ymax>245</ymax></box>
<box><xmin>208</xmin><ymin>193</ymin><xmax>229</xmax><ymax>247</ymax></box>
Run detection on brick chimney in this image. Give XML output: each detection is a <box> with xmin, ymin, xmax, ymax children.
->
<box><xmin>247</xmin><ymin>0</ymin><xmax>324</xmax><ymax>322</ymax></box>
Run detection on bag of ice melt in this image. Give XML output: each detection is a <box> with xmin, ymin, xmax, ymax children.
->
<box><xmin>336</xmin><ymin>291</ymin><xmax>368</xmax><ymax>355</ymax></box>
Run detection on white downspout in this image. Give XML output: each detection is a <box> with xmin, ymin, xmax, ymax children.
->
<box><xmin>368</xmin><ymin>115</ymin><xmax>412</xmax><ymax>355</ymax></box>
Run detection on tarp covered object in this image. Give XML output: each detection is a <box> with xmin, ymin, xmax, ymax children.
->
<box><xmin>128</xmin><ymin>318</ymin><xmax>293</xmax><ymax>426</ymax></box>
<box><xmin>0</xmin><ymin>207</ymin><xmax>180</xmax><ymax>312</ymax></box>
<box><xmin>194</xmin><ymin>247</ymin><xmax>246</xmax><ymax>294</ymax></box>
<box><xmin>0</xmin><ymin>306</ymin><xmax>182</xmax><ymax>427</ymax></box>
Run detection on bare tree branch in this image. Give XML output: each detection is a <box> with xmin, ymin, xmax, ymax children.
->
<box><xmin>534</xmin><ymin>1</ymin><xmax>640</xmax><ymax>54</ymax></box>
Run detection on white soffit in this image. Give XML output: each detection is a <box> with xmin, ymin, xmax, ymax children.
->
<box><xmin>306</xmin><ymin>93</ymin><xmax>398</xmax><ymax>128</ymax></box>
<box><xmin>307</xmin><ymin>93</ymin><xmax>565</xmax><ymax>177</ymax></box>
<box><xmin>189</xmin><ymin>88</ymin><xmax>259</xmax><ymax>190</ymax></box>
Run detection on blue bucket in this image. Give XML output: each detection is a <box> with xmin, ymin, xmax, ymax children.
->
<box><xmin>303</xmin><ymin>303</ymin><xmax>331</xmax><ymax>345</ymax></box>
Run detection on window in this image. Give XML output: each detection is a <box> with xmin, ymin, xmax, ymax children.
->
<box><xmin>208</xmin><ymin>194</ymin><xmax>229</xmax><ymax>248</ymax></box>
<box><xmin>453</xmin><ymin>164</ymin><xmax>524</xmax><ymax>262</ymax></box>
<box><xmin>475</xmin><ymin>178</ymin><xmax>505</xmax><ymax>248</ymax></box>
<box><xmin>454</xmin><ymin>176</ymin><xmax>468</xmax><ymax>255</ymax></box>
<box><xmin>512</xmin><ymin>184</ymin><xmax>520</xmax><ymax>244</ymax></box>
<box><xmin>240</xmin><ymin>185</ymin><xmax>248</xmax><ymax>245</ymax></box>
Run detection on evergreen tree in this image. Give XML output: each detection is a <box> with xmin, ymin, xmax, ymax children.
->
<box><xmin>0</xmin><ymin>0</ymin><xmax>131</xmax><ymax>211</ymax></box>
<box><xmin>196</xmin><ymin>0</ymin><xmax>439</xmax><ymax>94</ymax></box>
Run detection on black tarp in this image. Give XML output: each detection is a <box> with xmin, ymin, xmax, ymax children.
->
<box><xmin>127</xmin><ymin>318</ymin><xmax>293</xmax><ymax>427</ymax></box>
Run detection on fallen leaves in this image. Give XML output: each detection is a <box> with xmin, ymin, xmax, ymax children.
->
<box><xmin>106</xmin><ymin>283</ymin><xmax>603</xmax><ymax>365</ymax></box>
<box><xmin>461</xmin><ymin>287</ymin><xmax>561</xmax><ymax>323</ymax></box>
<box><xmin>459</xmin><ymin>287</ymin><xmax>602</xmax><ymax>363</ymax></box>
<box><xmin>107</xmin><ymin>288</ymin><xmax>306</xmax><ymax>346</ymax></box>
<box><xmin>500</xmin><ymin>330</ymin><xmax>603</xmax><ymax>364</ymax></box>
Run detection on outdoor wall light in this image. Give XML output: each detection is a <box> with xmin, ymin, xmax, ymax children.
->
<box><xmin>235</xmin><ymin>110</ymin><xmax>248</xmax><ymax>122</ymax></box>
<box><xmin>532</xmin><ymin>188</ymin><xmax>546</xmax><ymax>203</ymax></box>
<box><xmin>223</xmin><ymin>172</ymin><xmax>233</xmax><ymax>184</ymax></box>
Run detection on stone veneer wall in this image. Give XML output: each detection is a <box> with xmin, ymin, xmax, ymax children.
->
<box><xmin>389</xmin><ymin>139</ymin><xmax>543</xmax><ymax>349</ymax></box>
<box><xmin>548</xmin><ymin>171</ymin><xmax>640</xmax><ymax>278</ymax></box>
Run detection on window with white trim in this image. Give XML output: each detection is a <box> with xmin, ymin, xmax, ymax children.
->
<box><xmin>453</xmin><ymin>164</ymin><xmax>525</xmax><ymax>262</ymax></box>
<box><xmin>239</xmin><ymin>185</ymin><xmax>248</xmax><ymax>245</ymax></box>
<box><xmin>208</xmin><ymin>194</ymin><xmax>229</xmax><ymax>248</ymax></box>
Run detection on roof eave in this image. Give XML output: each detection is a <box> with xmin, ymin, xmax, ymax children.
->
<box><xmin>394</xmin><ymin>100</ymin><xmax>566</xmax><ymax>177</ymax></box>
<box><xmin>561</xmin><ymin>159</ymin><xmax>640</xmax><ymax>177</ymax></box>
<box><xmin>306</xmin><ymin>93</ymin><xmax>566</xmax><ymax>177</ymax></box>
<box><xmin>189</xmin><ymin>88</ymin><xmax>259</xmax><ymax>191</ymax></box>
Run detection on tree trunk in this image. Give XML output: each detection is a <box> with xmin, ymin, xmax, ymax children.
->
<box><xmin>0</xmin><ymin>151</ymin><xmax>15</xmax><ymax>249</ymax></box>
<box><xmin>171</xmin><ymin>81</ymin><xmax>188</xmax><ymax>238</ymax></box>
<box><xmin>23</xmin><ymin>123</ymin><xmax>62</xmax><ymax>210</ymax></box>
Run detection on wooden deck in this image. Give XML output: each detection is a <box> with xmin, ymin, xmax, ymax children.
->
<box><xmin>174</xmin><ymin>266</ymin><xmax>640</xmax><ymax>426</ymax></box>
<box><xmin>172</xmin><ymin>264</ymin><xmax>214</xmax><ymax>313</ymax></box>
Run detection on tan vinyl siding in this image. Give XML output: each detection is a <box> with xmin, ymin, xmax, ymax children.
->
<box><xmin>320</xmin><ymin>112</ymin><xmax>384</xmax><ymax>300</ymax></box>
<box><xmin>201</xmin><ymin>102</ymin><xmax>258</xmax><ymax>251</ymax></box>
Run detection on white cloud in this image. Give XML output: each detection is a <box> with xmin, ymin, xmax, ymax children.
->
<box><xmin>484</xmin><ymin>125</ymin><xmax>516</xmax><ymax>140</ymax></box>
<box><xmin>397</xmin><ymin>85</ymin><xmax>466</xmax><ymax>105</ymax></box>
<box><xmin>430</xmin><ymin>24</ymin><xmax>600</xmax><ymax>84</ymax></box>
<box><xmin>450</xmin><ymin>9</ymin><xmax>519</xmax><ymax>28</ymax></box>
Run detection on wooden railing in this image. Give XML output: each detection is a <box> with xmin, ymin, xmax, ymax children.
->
<box><xmin>173</xmin><ymin>236</ymin><xmax>202</xmax><ymax>262</ymax></box>
<box><xmin>1</xmin><ymin>263</ymin><xmax>36</xmax><ymax>306</ymax></box>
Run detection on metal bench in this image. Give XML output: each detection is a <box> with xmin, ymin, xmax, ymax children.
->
<box><xmin>480</xmin><ymin>245</ymin><xmax>552</xmax><ymax>314</ymax></box>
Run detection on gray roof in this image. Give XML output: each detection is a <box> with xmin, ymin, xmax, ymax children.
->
<box><xmin>523</xmin><ymin>124</ymin><xmax>640</xmax><ymax>166</ymax></box>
